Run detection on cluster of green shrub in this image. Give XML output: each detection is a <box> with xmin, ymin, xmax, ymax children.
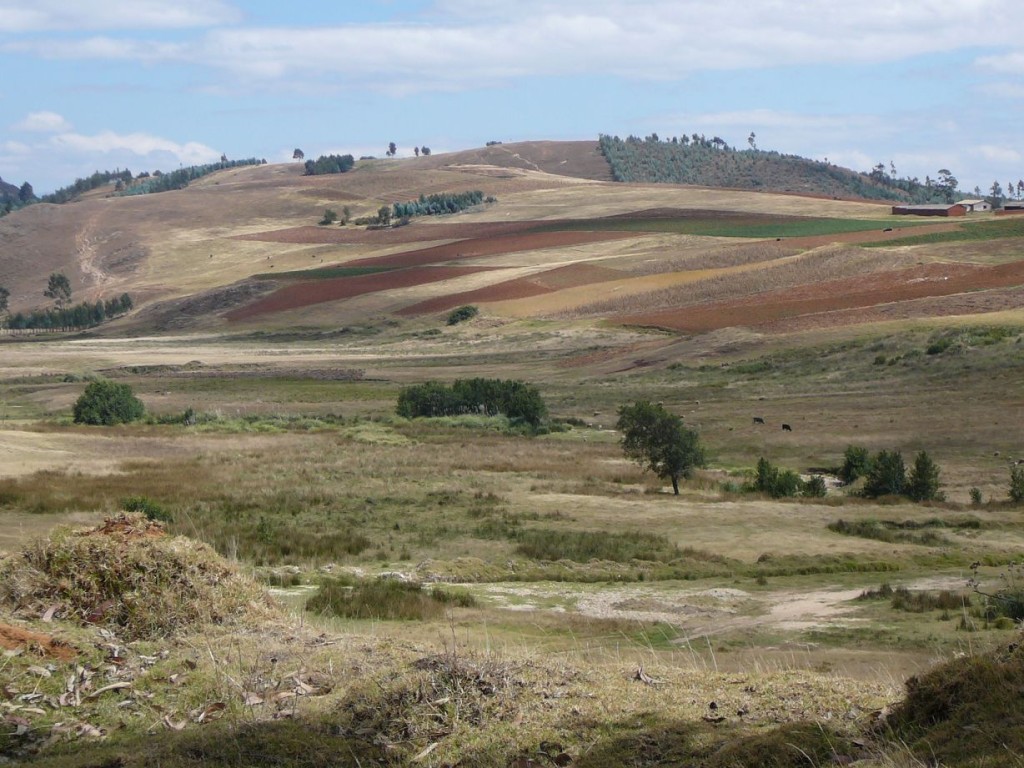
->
<box><xmin>925</xmin><ymin>326</ymin><xmax>1019</xmax><ymax>356</ymax></box>
<box><xmin>396</xmin><ymin>378</ymin><xmax>547</xmax><ymax>427</ymax></box>
<box><xmin>116</xmin><ymin>158</ymin><xmax>264</xmax><ymax>196</ymax></box>
<box><xmin>858</xmin><ymin>582</ymin><xmax>970</xmax><ymax>612</ymax></box>
<box><xmin>122</xmin><ymin>495</ymin><xmax>172</xmax><ymax>523</ymax></box>
<box><xmin>307</xmin><ymin>575</ymin><xmax>475</xmax><ymax>621</ymax></box>
<box><xmin>0</xmin><ymin>177</ymin><xmax>35</xmax><ymax>215</ymax></box>
<box><xmin>839</xmin><ymin>446</ymin><xmax>944</xmax><ymax>501</ymax></box>
<box><xmin>748</xmin><ymin>457</ymin><xmax>827</xmax><ymax>498</ymax></box>
<box><xmin>446</xmin><ymin>305</ymin><xmax>478</xmax><ymax>325</ymax></box>
<box><xmin>4</xmin><ymin>293</ymin><xmax>133</xmax><ymax>330</ymax></box>
<box><xmin>72</xmin><ymin>379</ymin><xmax>145</xmax><ymax>425</ymax></box>
<box><xmin>40</xmin><ymin>169</ymin><xmax>134</xmax><ymax>204</ymax></box>
<box><xmin>303</xmin><ymin>153</ymin><xmax>355</xmax><ymax>176</ymax></box>
<box><xmin>597</xmin><ymin>134</ymin><xmax>959</xmax><ymax>202</ymax></box>
<box><xmin>391</xmin><ymin>190</ymin><xmax>490</xmax><ymax>219</ymax></box>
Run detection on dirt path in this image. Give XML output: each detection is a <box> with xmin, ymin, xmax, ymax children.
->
<box><xmin>76</xmin><ymin>210</ymin><xmax>111</xmax><ymax>290</ymax></box>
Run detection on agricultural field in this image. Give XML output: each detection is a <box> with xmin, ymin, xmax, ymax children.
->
<box><xmin>1</xmin><ymin>145</ymin><xmax>1024</xmax><ymax>766</ymax></box>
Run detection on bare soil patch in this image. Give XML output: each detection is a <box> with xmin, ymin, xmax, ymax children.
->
<box><xmin>0</xmin><ymin>622</ymin><xmax>76</xmax><ymax>660</ymax></box>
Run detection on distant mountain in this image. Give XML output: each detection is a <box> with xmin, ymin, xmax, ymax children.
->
<box><xmin>598</xmin><ymin>135</ymin><xmax>957</xmax><ymax>203</ymax></box>
<box><xmin>0</xmin><ymin>176</ymin><xmax>20</xmax><ymax>202</ymax></box>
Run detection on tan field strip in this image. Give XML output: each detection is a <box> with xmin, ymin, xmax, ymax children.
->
<box><xmin>486</xmin><ymin>252</ymin><xmax>809</xmax><ymax>317</ymax></box>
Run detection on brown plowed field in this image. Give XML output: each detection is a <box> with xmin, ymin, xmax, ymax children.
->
<box><xmin>618</xmin><ymin>260</ymin><xmax>1024</xmax><ymax>333</ymax></box>
<box><xmin>398</xmin><ymin>263</ymin><xmax>624</xmax><ymax>315</ymax></box>
<box><xmin>225</xmin><ymin>266</ymin><xmax>492</xmax><ymax>321</ymax></box>
<box><xmin>234</xmin><ymin>224</ymin><xmax>639</xmax><ymax>261</ymax></box>
<box><xmin>762</xmin><ymin>285</ymin><xmax>1024</xmax><ymax>333</ymax></box>
<box><xmin>347</xmin><ymin>230</ymin><xmax>639</xmax><ymax>269</ymax></box>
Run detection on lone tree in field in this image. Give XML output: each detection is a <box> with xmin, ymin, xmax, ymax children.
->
<box><xmin>906</xmin><ymin>450</ymin><xmax>942</xmax><ymax>502</ymax></box>
<box><xmin>1010</xmin><ymin>465</ymin><xmax>1024</xmax><ymax>504</ymax></box>
<box><xmin>292</xmin><ymin>148</ymin><xmax>304</xmax><ymax>160</ymax></box>
<box><xmin>861</xmin><ymin>449</ymin><xmax>906</xmax><ymax>498</ymax></box>
<box><xmin>0</xmin><ymin>285</ymin><xmax>9</xmax><ymax>316</ymax></box>
<box><xmin>72</xmin><ymin>380</ymin><xmax>145</xmax><ymax>426</ymax></box>
<box><xmin>43</xmin><ymin>272</ymin><xmax>72</xmax><ymax>309</ymax></box>
<box><xmin>616</xmin><ymin>401</ymin><xmax>705</xmax><ymax>495</ymax></box>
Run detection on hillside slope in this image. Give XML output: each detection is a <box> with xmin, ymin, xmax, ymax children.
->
<box><xmin>0</xmin><ymin>142</ymin><xmax>1020</xmax><ymax>339</ymax></box>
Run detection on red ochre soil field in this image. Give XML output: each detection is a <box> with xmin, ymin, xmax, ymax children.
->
<box><xmin>225</xmin><ymin>266</ymin><xmax>492</xmax><ymax>321</ymax></box>
<box><xmin>618</xmin><ymin>259</ymin><xmax>1024</xmax><ymax>333</ymax></box>
<box><xmin>345</xmin><ymin>230</ymin><xmax>638</xmax><ymax>269</ymax></box>
<box><xmin>225</xmin><ymin>229</ymin><xmax>641</xmax><ymax>320</ymax></box>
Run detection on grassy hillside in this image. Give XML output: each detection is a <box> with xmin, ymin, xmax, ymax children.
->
<box><xmin>598</xmin><ymin>134</ymin><xmax>955</xmax><ymax>202</ymax></box>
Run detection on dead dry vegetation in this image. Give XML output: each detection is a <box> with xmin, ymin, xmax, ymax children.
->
<box><xmin>1</xmin><ymin>151</ymin><xmax>1024</xmax><ymax>766</ymax></box>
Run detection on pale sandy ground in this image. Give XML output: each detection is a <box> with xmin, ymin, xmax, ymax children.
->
<box><xmin>473</xmin><ymin>575</ymin><xmax>966</xmax><ymax>638</ymax></box>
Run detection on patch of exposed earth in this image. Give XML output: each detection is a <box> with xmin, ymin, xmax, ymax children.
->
<box><xmin>474</xmin><ymin>576</ymin><xmax>966</xmax><ymax>640</ymax></box>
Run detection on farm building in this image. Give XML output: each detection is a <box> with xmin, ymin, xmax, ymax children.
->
<box><xmin>997</xmin><ymin>202</ymin><xmax>1024</xmax><ymax>215</ymax></box>
<box><xmin>891</xmin><ymin>203</ymin><xmax>967</xmax><ymax>217</ymax></box>
<box><xmin>957</xmin><ymin>199</ymin><xmax>992</xmax><ymax>213</ymax></box>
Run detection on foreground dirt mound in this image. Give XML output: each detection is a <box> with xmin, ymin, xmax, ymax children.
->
<box><xmin>0</xmin><ymin>514</ymin><xmax>271</xmax><ymax>641</ymax></box>
<box><xmin>883</xmin><ymin>640</ymin><xmax>1024</xmax><ymax>767</ymax></box>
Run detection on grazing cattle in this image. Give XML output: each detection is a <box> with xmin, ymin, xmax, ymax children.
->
<box><xmin>753</xmin><ymin>417</ymin><xmax>765</xmax><ymax>425</ymax></box>
<box><xmin>781</xmin><ymin>423</ymin><xmax>792</xmax><ymax>432</ymax></box>
<box><xmin>883</xmin><ymin>227</ymin><xmax>893</xmax><ymax>232</ymax></box>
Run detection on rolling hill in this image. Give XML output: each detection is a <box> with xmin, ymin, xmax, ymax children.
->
<box><xmin>0</xmin><ymin>140</ymin><xmax>1021</xmax><ymax>340</ymax></box>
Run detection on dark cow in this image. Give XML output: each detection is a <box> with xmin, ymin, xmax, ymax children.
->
<box><xmin>753</xmin><ymin>417</ymin><xmax>765</xmax><ymax>425</ymax></box>
<box><xmin>781</xmin><ymin>423</ymin><xmax>793</xmax><ymax>432</ymax></box>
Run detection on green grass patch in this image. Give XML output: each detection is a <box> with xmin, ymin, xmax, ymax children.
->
<box><xmin>863</xmin><ymin>215</ymin><xmax>1024</xmax><ymax>246</ymax></box>
<box><xmin>530</xmin><ymin>215</ymin><xmax>921</xmax><ymax>239</ymax></box>
<box><xmin>826</xmin><ymin>518</ymin><xmax>976</xmax><ymax>546</ymax></box>
<box><xmin>514</xmin><ymin>529</ymin><xmax>684</xmax><ymax>563</ymax></box>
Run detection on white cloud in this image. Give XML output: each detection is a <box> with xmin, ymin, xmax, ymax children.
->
<box><xmin>0</xmin><ymin>0</ymin><xmax>240</xmax><ymax>32</ymax></box>
<box><xmin>3</xmin><ymin>37</ymin><xmax>186</xmax><ymax>62</ymax></box>
<box><xmin>971</xmin><ymin>145</ymin><xmax>1022</xmax><ymax>165</ymax></box>
<box><xmin>196</xmin><ymin>1</ymin><xmax>1012</xmax><ymax>88</ymax></box>
<box><xmin>13</xmin><ymin>111</ymin><xmax>72</xmax><ymax>133</ymax></box>
<box><xmin>1</xmin><ymin>140</ymin><xmax>31</xmax><ymax>154</ymax></box>
<box><xmin>976</xmin><ymin>50</ymin><xmax>1024</xmax><ymax>74</ymax></box>
<box><xmin>8</xmin><ymin>1</ymin><xmax>1022</xmax><ymax>93</ymax></box>
<box><xmin>49</xmin><ymin>130</ymin><xmax>220</xmax><ymax>166</ymax></box>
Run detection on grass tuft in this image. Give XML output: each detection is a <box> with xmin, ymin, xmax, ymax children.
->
<box><xmin>0</xmin><ymin>513</ymin><xmax>271</xmax><ymax>640</ymax></box>
<box><xmin>306</xmin><ymin>576</ymin><xmax>475</xmax><ymax>620</ymax></box>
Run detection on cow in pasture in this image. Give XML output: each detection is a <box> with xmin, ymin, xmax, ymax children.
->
<box><xmin>753</xmin><ymin>417</ymin><xmax>765</xmax><ymax>425</ymax></box>
<box><xmin>781</xmin><ymin>423</ymin><xmax>792</xmax><ymax>432</ymax></box>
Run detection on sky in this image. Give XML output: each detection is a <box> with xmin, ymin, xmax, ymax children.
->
<box><xmin>1</xmin><ymin>0</ymin><xmax>1022</xmax><ymax>196</ymax></box>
